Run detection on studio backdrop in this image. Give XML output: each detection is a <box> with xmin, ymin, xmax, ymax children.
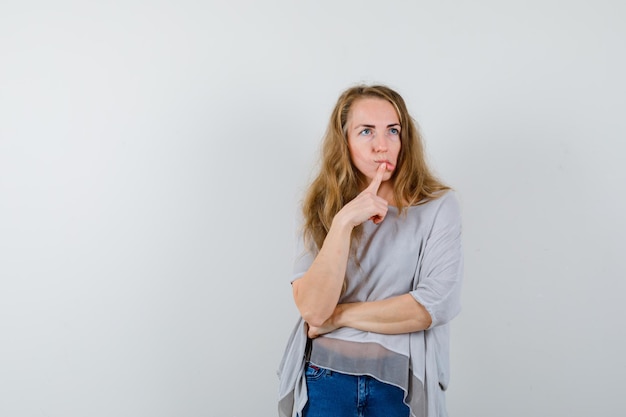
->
<box><xmin>1</xmin><ymin>1</ymin><xmax>625</xmax><ymax>416</ymax></box>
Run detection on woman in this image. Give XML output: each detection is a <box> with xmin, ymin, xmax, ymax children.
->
<box><xmin>278</xmin><ymin>84</ymin><xmax>463</xmax><ymax>417</ymax></box>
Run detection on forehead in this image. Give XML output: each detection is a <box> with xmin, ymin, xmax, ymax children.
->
<box><xmin>348</xmin><ymin>97</ymin><xmax>399</xmax><ymax>125</ymax></box>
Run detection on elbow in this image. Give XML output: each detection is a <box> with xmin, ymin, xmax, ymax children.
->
<box><xmin>411</xmin><ymin>299</ymin><xmax>433</xmax><ymax>331</ymax></box>
<box><xmin>292</xmin><ymin>281</ymin><xmax>334</xmax><ymax>327</ymax></box>
<box><xmin>299</xmin><ymin>309</ymin><xmax>331</xmax><ymax>328</ymax></box>
<box><xmin>428</xmin><ymin>305</ymin><xmax>461</xmax><ymax>328</ymax></box>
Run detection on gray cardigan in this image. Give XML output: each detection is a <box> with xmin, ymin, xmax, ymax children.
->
<box><xmin>278</xmin><ymin>191</ymin><xmax>463</xmax><ymax>417</ymax></box>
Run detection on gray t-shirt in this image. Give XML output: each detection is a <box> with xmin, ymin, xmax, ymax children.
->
<box><xmin>278</xmin><ymin>190</ymin><xmax>463</xmax><ymax>417</ymax></box>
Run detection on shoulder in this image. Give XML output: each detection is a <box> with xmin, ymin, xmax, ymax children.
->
<box><xmin>411</xmin><ymin>189</ymin><xmax>461</xmax><ymax>216</ymax></box>
<box><xmin>403</xmin><ymin>190</ymin><xmax>462</xmax><ymax>231</ymax></box>
<box><xmin>429</xmin><ymin>190</ymin><xmax>462</xmax><ymax>234</ymax></box>
<box><xmin>433</xmin><ymin>190</ymin><xmax>461</xmax><ymax>216</ymax></box>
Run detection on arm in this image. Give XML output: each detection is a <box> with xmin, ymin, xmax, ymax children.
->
<box><xmin>309</xmin><ymin>192</ymin><xmax>463</xmax><ymax>338</ymax></box>
<box><xmin>308</xmin><ymin>294</ymin><xmax>432</xmax><ymax>338</ymax></box>
<box><xmin>291</xmin><ymin>218</ymin><xmax>353</xmax><ymax>327</ymax></box>
<box><xmin>292</xmin><ymin>164</ymin><xmax>389</xmax><ymax>327</ymax></box>
<box><xmin>410</xmin><ymin>192</ymin><xmax>463</xmax><ymax>328</ymax></box>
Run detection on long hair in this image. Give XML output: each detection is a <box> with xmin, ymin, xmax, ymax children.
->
<box><xmin>302</xmin><ymin>84</ymin><xmax>450</xmax><ymax>252</ymax></box>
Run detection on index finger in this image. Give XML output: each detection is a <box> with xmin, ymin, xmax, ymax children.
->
<box><xmin>366</xmin><ymin>163</ymin><xmax>387</xmax><ymax>194</ymax></box>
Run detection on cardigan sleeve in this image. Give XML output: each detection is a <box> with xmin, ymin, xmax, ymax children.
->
<box><xmin>410</xmin><ymin>192</ymin><xmax>464</xmax><ymax>328</ymax></box>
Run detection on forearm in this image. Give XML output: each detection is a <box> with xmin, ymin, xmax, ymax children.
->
<box><xmin>292</xmin><ymin>217</ymin><xmax>353</xmax><ymax>326</ymax></box>
<box><xmin>333</xmin><ymin>294</ymin><xmax>432</xmax><ymax>335</ymax></box>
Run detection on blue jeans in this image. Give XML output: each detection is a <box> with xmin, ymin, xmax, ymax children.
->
<box><xmin>302</xmin><ymin>363</ymin><xmax>410</xmax><ymax>417</ymax></box>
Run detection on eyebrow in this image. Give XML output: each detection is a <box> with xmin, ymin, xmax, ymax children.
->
<box><xmin>354</xmin><ymin>123</ymin><xmax>401</xmax><ymax>130</ymax></box>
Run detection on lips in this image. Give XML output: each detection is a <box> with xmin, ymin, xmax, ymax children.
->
<box><xmin>375</xmin><ymin>160</ymin><xmax>395</xmax><ymax>170</ymax></box>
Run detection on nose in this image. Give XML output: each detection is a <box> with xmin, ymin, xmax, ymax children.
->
<box><xmin>372</xmin><ymin>134</ymin><xmax>388</xmax><ymax>152</ymax></box>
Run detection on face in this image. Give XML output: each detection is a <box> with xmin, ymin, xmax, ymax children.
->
<box><xmin>346</xmin><ymin>97</ymin><xmax>401</xmax><ymax>188</ymax></box>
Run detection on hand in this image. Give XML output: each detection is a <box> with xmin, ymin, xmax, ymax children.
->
<box><xmin>307</xmin><ymin>320</ymin><xmax>339</xmax><ymax>339</ymax></box>
<box><xmin>336</xmin><ymin>163</ymin><xmax>389</xmax><ymax>227</ymax></box>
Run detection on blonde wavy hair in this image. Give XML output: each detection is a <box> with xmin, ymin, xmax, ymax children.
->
<box><xmin>302</xmin><ymin>84</ymin><xmax>450</xmax><ymax>251</ymax></box>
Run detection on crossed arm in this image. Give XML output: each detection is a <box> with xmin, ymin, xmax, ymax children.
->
<box><xmin>292</xmin><ymin>216</ymin><xmax>432</xmax><ymax>339</ymax></box>
<box><xmin>305</xmin><ymin>293</ymin><xmax>433</xmax><ymax>339</ymax></box>
<box><xmin>291</xmin><ymin>165</ymin><xmax>432</xmax><ymax>339</ymax></box>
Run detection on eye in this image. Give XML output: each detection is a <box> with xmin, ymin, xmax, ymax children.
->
<box><xmin>389</xmin><ymin>127</ymin><xmax>400</xmax><ymax>135</ymax></box>
<box><xmin>359</xmin><ymin>128</ymin><xmax>372</xmax><ymax>136</ymax></box>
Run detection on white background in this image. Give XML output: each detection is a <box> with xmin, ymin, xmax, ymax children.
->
<box><xmin>1</xmin><ymin>1</ymin><xmax>625</xmax><ymax>416</ymax></box>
